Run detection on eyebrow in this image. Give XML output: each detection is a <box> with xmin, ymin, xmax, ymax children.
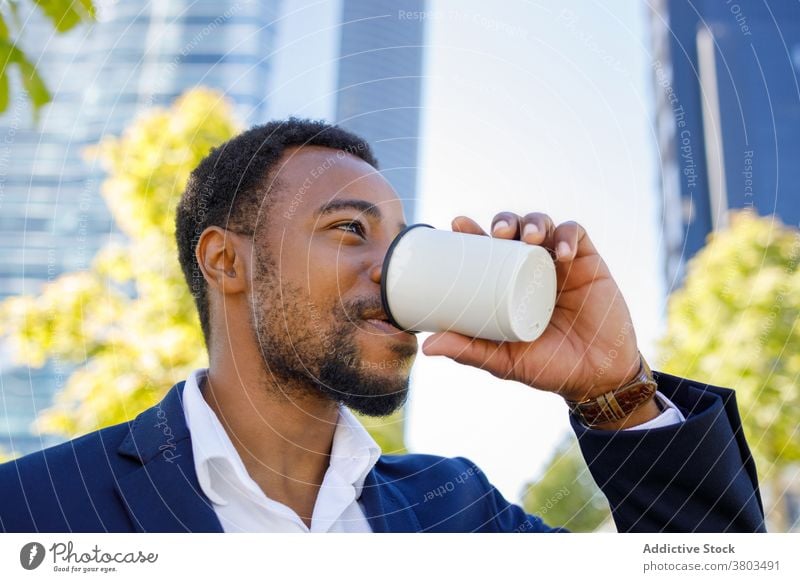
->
<box><xmin>314</xmin><ymin>198</ymin><xmax>407</xmax><ymax>230</ymax></box>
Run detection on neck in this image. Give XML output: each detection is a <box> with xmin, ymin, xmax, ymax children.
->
<box><xmin>203</xmin><ymin>356</ymin><xmax>340</xmax><ymax>523</ymax></box>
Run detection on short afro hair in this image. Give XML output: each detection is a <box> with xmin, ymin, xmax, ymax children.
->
<box><xmin>175</xmin><ymin>117</ymin><xmax>379</xmax><ymax>349</ymax></box>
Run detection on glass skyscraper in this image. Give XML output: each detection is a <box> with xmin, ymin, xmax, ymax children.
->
<box><xmin>267</xmin><ymin>0</ymin><xmax>425</xmax><ymax>221</ymax></box>
<box><xmin>650</xmin><ymin>0</ymin><xmax>800</xmax><ymax>287</ymax></box>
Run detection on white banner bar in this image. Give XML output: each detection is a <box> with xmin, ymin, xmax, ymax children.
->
<box><xmin>1</xmin><ymin>533</ymin><xmax>797</xmax><ymax>581</ymax></box>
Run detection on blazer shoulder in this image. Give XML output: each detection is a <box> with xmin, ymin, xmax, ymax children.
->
<box><xmin>0</xmin><ymin>382</ymin><xmax>195</xmax><ymax>532</ymax></box>
<box><xmin>0</xmin><ymin>380</ymin><xmax>188</xmax><ymax>485</ymax></box>
<box><xmin>375</xmin><ymin>452</ymin><xmax>485</xmax><ymax>485</ymax></box>
<box><xmin>0</xmin><ymin>419</ymin><xmax>135</xmax><ymax>477</ymax></box>
<box><xmin>0</xmin><ymin>419</ymin><xmax>138</xmax><ymax>532</ymax></box>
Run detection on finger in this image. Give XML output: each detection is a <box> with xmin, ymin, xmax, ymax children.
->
<box><xmin>553</xmin><ymin>220</ymin><xmax>598</xmax><ymax>262</ymax></box>
<box><xmin>490</xmin><ymin>212</ymin><xmax>521</xmax><ymax>239</ymax></box>
<box><xmin>520</xmin><ymin>212</ymin><xmax>556</xmax><ymax>250</ymax></box>
<box><xmin>421</xmin><ymin>331</ymin><xmax>512</xmax><ymax>378</ymax></box>
<box><xmin>451</xmin><ymin>215</ymin><xmax>489</xmax><ymax>236</ymax></box>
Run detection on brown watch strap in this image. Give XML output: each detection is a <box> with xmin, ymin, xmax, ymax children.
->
<box><xmin>566</xmin><ymin>351</ymin><xmax>658</xmax><ymax>428</ymax></box>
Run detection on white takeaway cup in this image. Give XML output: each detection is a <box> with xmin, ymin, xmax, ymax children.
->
<box><xmin>380</xmin><ymin>224</ymin><xmax>557</xmax><ymax>342</ymax></box>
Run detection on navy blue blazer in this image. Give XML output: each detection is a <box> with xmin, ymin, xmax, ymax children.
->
<box><xmin>0</xmin><ymin>370</ymin><xmax>766</xmax><ymax>532</ymax></box>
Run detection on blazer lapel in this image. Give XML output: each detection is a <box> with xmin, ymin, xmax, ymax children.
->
<box><xmin>114</xmin><ymin>382</ymin><xmax>223</xmax><ymax>532</ymax></box>
<box><xmin>359</xmin><ymin>464</ymin><xmax>422</xmax><ymax>532</ymax></box>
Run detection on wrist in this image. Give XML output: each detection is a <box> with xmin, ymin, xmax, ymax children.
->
<box><xmin>588</xmin><ymin>352</ymin><xmax>642</xmax><ymax>398</ymax></box>
<box><xmin>590</xmin><ymin>395</ymin><xmax>661</xmax><ymax>430</ymax></box>
<box><xmin>566</xmin><ymin>351</ymin><xmax>659</xmax><ymax>429</ymax></box>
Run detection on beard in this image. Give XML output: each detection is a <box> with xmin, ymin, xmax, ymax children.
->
<box><xmin>249</xmin><ymin>250</ymin><xmax>417</xmax><ymax>417</ymax></box>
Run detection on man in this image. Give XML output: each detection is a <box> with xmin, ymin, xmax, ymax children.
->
<box><xmin>0</xmin><ymin>119</ymin><xmax>765</xmax><ymax>532</ymax></box>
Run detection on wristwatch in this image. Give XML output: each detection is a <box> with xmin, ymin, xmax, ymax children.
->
<box><xmin>566</xmin><ymin>351</ymin><xmax>658</xmax><ymax>428</ymax></box>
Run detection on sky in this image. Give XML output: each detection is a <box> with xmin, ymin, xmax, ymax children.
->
<box><xmin>404</xmin><ymin>0</ymin><xmax>668</xmax><ymax>503</ymax></box>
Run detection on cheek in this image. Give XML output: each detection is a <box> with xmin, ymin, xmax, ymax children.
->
<box><xmin>306</xmin><ymin>248</ymin><xmax>362</xmax><ymax>293</ymax></box>
<box><xmin>274</xmin><ymin>235</ymin><xmax>365</xmax><ymax>302</ymax></box>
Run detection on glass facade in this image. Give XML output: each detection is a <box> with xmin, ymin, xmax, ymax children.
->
<box><xmin>335</xmin><ymin>0</ymin><xmax>426</xmax><ymax>222</ymax></box>
<box><xmin>650</xmin><ymin>0</ymin><xmax>800</xmax><ymax>287</ymax></box>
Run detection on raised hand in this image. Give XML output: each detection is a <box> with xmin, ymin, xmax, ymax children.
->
<box><xmin>421</xmin><ymin>212</ymin><xmax>641</xmax><ymax>404</ymax></box>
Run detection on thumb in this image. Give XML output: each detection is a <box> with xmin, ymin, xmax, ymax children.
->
<box><xmin>421</xmin><ymin>332</ymin><xmax>464</xmax><ymax>356</ymax></box>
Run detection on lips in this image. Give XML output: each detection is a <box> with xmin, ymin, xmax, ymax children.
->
<box><xmin>360</xmin><ymin>314</ymin><xmax>414</xmax><ymax>337</ymax></box>
<box><xmin>361</xmin><ymin>309</ymin><xmax>390</xmax><ymax>322</ymax></box>
<box><xmin>364</xmin><ymin>318</ymin><xmax>396</xmax><ymax>331</ymax></box>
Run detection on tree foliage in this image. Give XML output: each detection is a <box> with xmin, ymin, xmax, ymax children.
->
<box><xmin>0</xmin><ymin>0</ymin><xmax>95</xmax><ymax>116</ymax></box>
<box><xmin>658</xmin><ymin>209</ymin><xmax>800</xmax><ymax>471</ymax></box>
<box><xmin>658</xmin><ymin>209</ymin><xmax>800</xmax><ymax>531</ymax></box>
<box><xmin>521</xmin><ymin>435</ymin><xmax>611</xmax><ymax>532</ymax></box>
<box><xmin>0</xmin><ymin>87</ymin><xmax>406</xmax><ymax>452</ymax></box>
<box><xmin>0</xmin><ymin>88</ymin><xmax>235</xmax><ymax>435</ymax></box>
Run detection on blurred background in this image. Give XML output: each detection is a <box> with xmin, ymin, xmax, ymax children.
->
<box><xmin>0</xmin><ymin>0</ymin><xmax>798</xmax><ymax>531</ymax></box>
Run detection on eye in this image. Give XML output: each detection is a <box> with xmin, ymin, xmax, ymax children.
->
<box><xmin>334</xmin><ymin>220</ymin><xmax>366</xmax><ymax>238</ymax></box>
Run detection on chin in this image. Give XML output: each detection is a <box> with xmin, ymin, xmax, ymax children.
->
<box><xmin>359</xmin><ymin>341</ymin><xmax>418</xmax><ymax>367</ymax></box>
<box><xmin>341</xmin><ymin>388</ymin><xmax>410</xmax><ymax>418</ymax></box>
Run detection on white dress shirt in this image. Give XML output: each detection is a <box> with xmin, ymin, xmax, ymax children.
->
<box><xmin>181</xmin><ymin>368</ymin><xmax>684</xmax><ymax>532</ymax></box>
<box><xmin>181</xmin><ymin>368</ymin><xmax>381</xmax><ymax>532</ymax></box>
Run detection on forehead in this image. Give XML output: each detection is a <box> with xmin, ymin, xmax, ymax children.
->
<box><xmin>271</xmin><ymin>145</ymin><xmax>401</xmax><ymax>215</ymax></box>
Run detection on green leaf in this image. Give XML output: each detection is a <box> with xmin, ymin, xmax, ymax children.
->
<box><xmin>77</xmin><ymin>0</ymin><xmax>96</xmax><ymax>20</ymax></box>
<box><xmin>0</xmin><ymin>13</ymin><xmax>10</xmax><ymax>41</ymax></box>
<box><xmin>16</xmin><ymin>59</ymin><xmax>50</xmax><ymax>109</ymax></box>
<box><xmin>7</xmin><ymin>44</ymin><xmax>51</xmax><ymax>109</ymax></box>
<box><xmin>0</xmin><ymin>68</ymin><xmax>9</xmax><ymax>112</ymax></box>
<box><xmin>0</xmin><ymin>41</ymin><xmax>13</xmax><ymax>113</ymax></box>
<box><xmin>0</xmin><ymin>2</ymin><xmax>93</xmax><ymax>119</ymax></box>
<box><xmin>32</xmin><ymin>0</ymin><xmax>90</xmax><ymax>33</ymax></box>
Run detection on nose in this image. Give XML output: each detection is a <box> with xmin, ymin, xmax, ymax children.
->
<box><xmin>369</xmin><ymin>230</ymin><xmax>398</xmax><ymax>286</ymax></box>
<box><xmin>369</xmin><ymin>258</ymin><xmax>383</xmax><ymax>285</ymax></box>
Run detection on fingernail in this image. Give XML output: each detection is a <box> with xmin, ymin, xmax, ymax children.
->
<box><xmin>493</xmin><ymin>219</ymin><xmax>509</xmax><ymax>233</ymax></box>
<box><xmin>557</xmin><ymin>241</ymin><xmax>571</xmax><ymax>259</ymax></box>
<box><xmin>523</xmin><ymin>223</ymin><xmax>539</xmax><ymax>238</ymax></box>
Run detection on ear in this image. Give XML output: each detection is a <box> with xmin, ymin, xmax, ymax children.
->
<box><xmin>196</xmin><ymin>226</ymin><xmax>249</xmax><ymax>295</ymax></box>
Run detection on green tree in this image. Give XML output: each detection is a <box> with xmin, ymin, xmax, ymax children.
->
<box><xmin>0</xmin><ymin>87</ymin><xmax>406</xmax><ymax>454</ymax></box>
<box><xmin>658</xmin><ymin>209</ymin><xmax>800</xmax><ymax>531</ymax></box>
<box><xmin>0</xmin><ymin>0</ymin><xmax>95</xmax><ymax>116</ymax></box>
<box><xmin>521</xmin><ymin>435</ymin><xmax>612</xmax><ymax>531</ymax></box>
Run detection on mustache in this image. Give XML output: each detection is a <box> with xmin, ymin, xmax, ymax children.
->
<box><xmin>340</xmin><ymin>296</ymin><xmax>383</xmax><ymax>320</ymax></box>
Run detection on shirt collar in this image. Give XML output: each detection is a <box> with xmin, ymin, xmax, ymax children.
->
<box><xmin>329</xmin><ymin>401</ymin><xmax>383</xmax><ymax>497</ymax></box>
<box><xmin>181</xmin><ymin>368</ymin><xmax>382</xmax><ymax>506</ymax></box>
